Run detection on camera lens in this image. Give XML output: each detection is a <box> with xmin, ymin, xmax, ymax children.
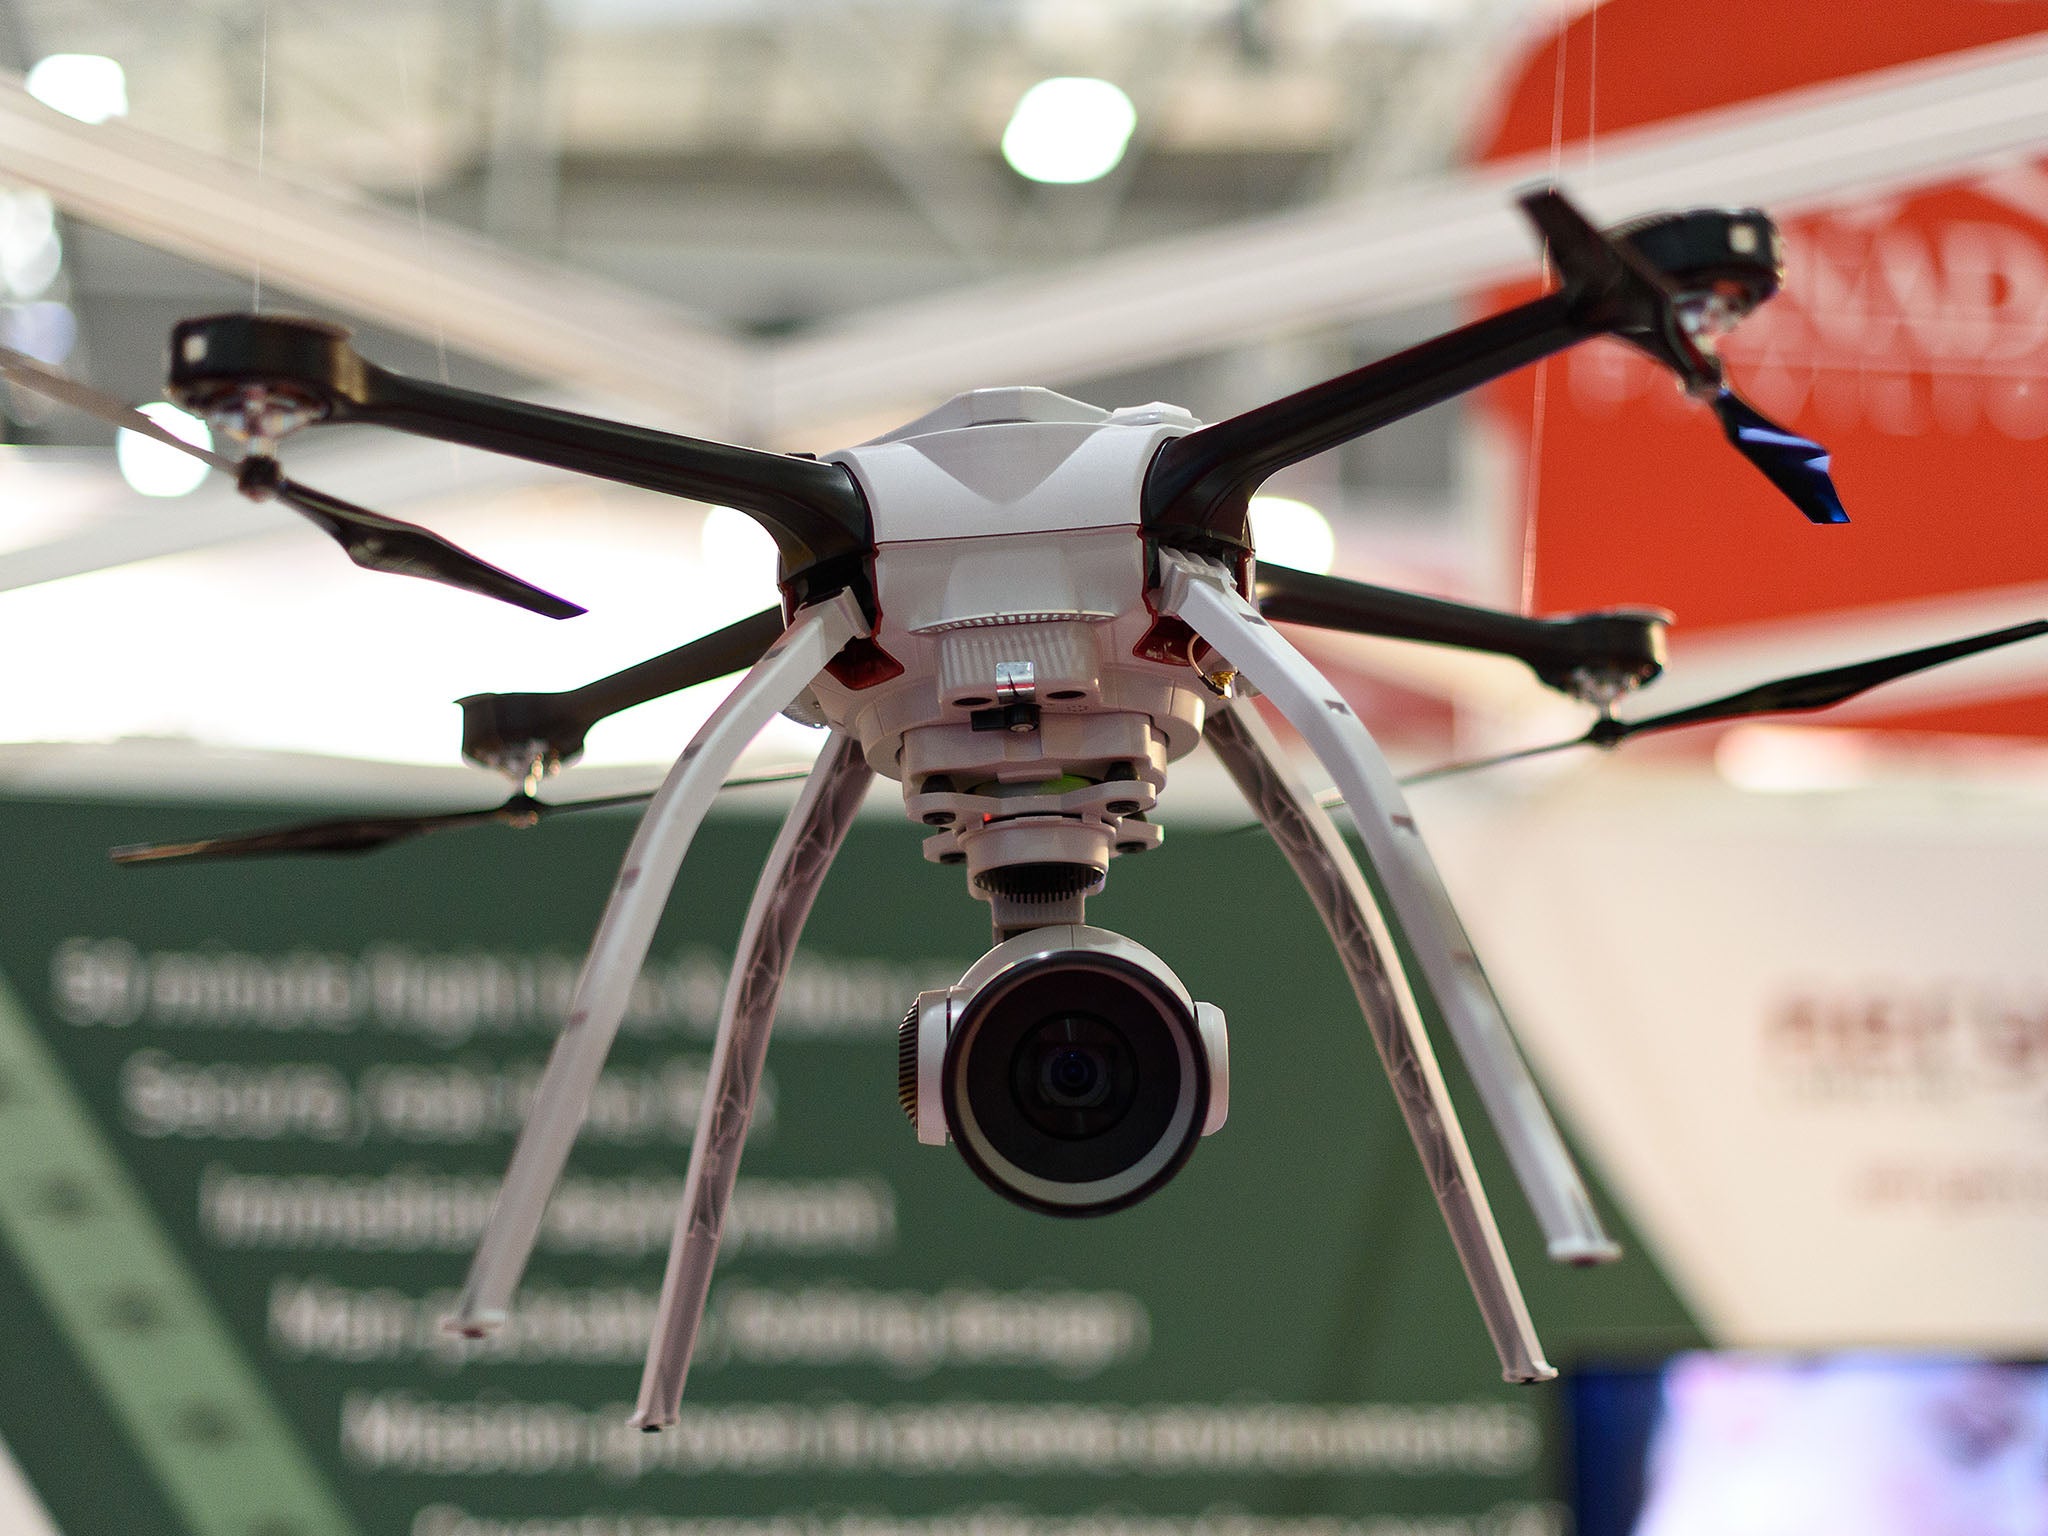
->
<box><xmin>1016</xmin><ymin>1012</ymin><xmax>1133</xmax><ymax>1136</ymax></box>
<box><xmin>1044</xmin><ymin>1047</ymin><xmax>1100</xmax><ymax>1104</ymax></box>
<box><xmin>1040</xmin><ymin>1041</ymin><xmax>1107</xmax><ymax>1107</ymax></box>
<box><xmin>941</xmin><ymin>941</ymin><xmax>1208</xmax><ymax>1217</ymax></box>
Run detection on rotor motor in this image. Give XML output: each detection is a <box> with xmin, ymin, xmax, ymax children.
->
<box><xmin>1614</xmin><ymin>206</ymin><xmax>1784</xmax><ymax>341</ymax></box>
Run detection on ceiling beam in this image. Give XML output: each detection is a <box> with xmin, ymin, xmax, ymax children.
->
<box><xmin>757</xmin><ymin>29</ymin><xmax>2048</xmax><ymax>439</ymax></box>
<box><xmin>10</xmin><ymin>29</ymin><xmax>2047</xmax><ymax>449</ymax></box>
<box><xmin>0</xmin><ymin>73</ymin><xmax>747</xmax><ymax>431</ymax></box>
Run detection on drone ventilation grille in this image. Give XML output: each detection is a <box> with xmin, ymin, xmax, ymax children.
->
<box><xmin>913</xmin><ymin>611</ymin><xmax>1115</xmax><ymax>634</ymax></box>
<box><xmin>897</xmin><ymin>1004</ymin><xmax>921</xmax><ymax>1126</ymax></box>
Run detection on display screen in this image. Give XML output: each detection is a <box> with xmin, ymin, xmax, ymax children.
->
<box><xmin>1568</xmin><ymin>1354</ymin><xmax>2048</xmax><ymax>1536</ymax></box>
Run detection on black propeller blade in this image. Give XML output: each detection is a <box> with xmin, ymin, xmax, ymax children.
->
<box><xmin>110</xmin><ymin>794</ymin><xmax>572</xmax><ymax>864</ymax></box>
<box><xmin>234</xmin><ymin>456</ymin><xmax>584</xmax><ymax>620</ymax></box>
<box><xmin>110</xmin><ymin>769</ymin><xmax>813</xmax><ymax>866</ymax></box>
<box><xmin>0</xmin><ymin>343</ymin><xmax>237</xmax><ymax>472</ymax></box>
<box><xmin>1398</xmin><ymin>735</ymin><xmax>1603</xmax><ymax>787</ymax></box>
<box><xmin>1406</xmin><ymin>618</ymin><xmax>2048</xmax><ymax>785</ymax></box>
<box><xmin>0</xmin><ymin>344</ymin><xmax>584</xmax><ymax>619</ymax></box>
<box><xmin>1712</xmin><ymin>389</ymin><xmax>1848</xmax><ymax>526</ymax></box>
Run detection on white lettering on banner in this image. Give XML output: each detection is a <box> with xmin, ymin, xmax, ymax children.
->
<box><xmin>118</xmin><ymin>1052</ymin><xmax>767</xmax><ymax>1144</ymax></box>
<box><xmin>1566</xmin><ymin>211</ymin><xmax>2048</xmax><ymax>439</ymax></box>
<box><xmin>52</xmin><ymin>937</ymin><xmax>952</xmax><ymax>1043</ymax></box>
<box><xmin>408</xmin><ymin>1504</ymin><xmax>1565</xmax><ymax>1536</ymax></box>
<box><xmin>201</xmin><ymin>1167</ymin><xmax>895</xmax><ymax>1257</ymax></box>
<box><xmin>704</xmin><ymin>1283</ymin><xmax>1148</xmax><ymax>1379</ymax></box>
<box><xmin>361</xmin><ymin>1057</ymin><xmax>774</xmax><ymax>1143</ymax></box>
<box><xmin>340</xmin><ymin>1395</ymin><xmax>1539</xmax><ymax>1479</ymax></box>
<box><xmin>267</xmin><ymin>1277</ymin><xmax>1149</xmax><ymax>1377</ymax></box>
<box><xmin>122</xmin><ymin>1051</ymin><xmax>355</xmax><ymax>1141</ymax></box>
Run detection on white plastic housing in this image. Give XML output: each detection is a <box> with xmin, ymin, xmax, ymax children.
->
<box><xmin>904</xmin><ymin>924</ymin><xmax>1228</xmax><ymax>1151</ymax></box>
<box><xmin>803</xmin><ymin>389</ymin><xmax>1217</xmax><ymax>889</ymax></box>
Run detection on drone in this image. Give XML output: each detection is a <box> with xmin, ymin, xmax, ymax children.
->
<box><xmin>5</xmin><ymin>186</ymin><xmax>2043</xmax><ymax>1426</ymax></box>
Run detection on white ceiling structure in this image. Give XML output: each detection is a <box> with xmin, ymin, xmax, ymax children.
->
<box><xmin>1</xmin><ymin>3</ymin><xmax>2046</xmax><ymax>794</ymax></box>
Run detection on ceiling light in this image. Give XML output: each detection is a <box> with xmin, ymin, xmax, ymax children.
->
<box><xmin>117</xmin><ymin>403</ymin><xmax>213</xmax><ymax>499</ymax></box>
<box><xmin>1001</xmin><ymin>77</ymin><xmax>1137</xmax><ymax>186</ymax></box>
<box><xmin>0</xmin><ymin>301</ymin><xmax>78</xmax><ymax>365</ymax></box>
<box><xmin>25</xmin><ymin>55</ymin><xmax>129</xmax><ymax>125</ymax></box>
<box><xmin>1249</xmin><ymin>495</ymin><xmax>1336</xmax><ymax>574</ymax></box>
<box><xmin>0</xmin><ymin>189</ymin><xmax>62</xmax><ymax>299</ymax></box>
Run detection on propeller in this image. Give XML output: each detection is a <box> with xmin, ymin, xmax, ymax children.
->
<box><xmin>109</xmin><ymin>767</ymin><xmax>813</xmax><ymax>866</ymax></box>
<box><xmin>1</xmin><ymin>343</ymin><xmax>237</xmax><ymax>472</ymax></box>
<box><xmin>1516</xmin><ymin>191</ymin><xmax>1850</xmax><ymax>527</ymax></box>
<box><xmin>1711</xmin><ymin>389</ymin><xmax>1848</xmax><ymax>526</ymax></box>
<box><xmin>1404</xmin><ymin>618</ymin><xmax>2048</xmax><ymax>785</ymax></box>
<box><xmin>0</xmin><ymin>345</ymin><xmax>584</xmax><ymax>619</ymax></box>
<box><xmin>232</xmin><ymin>456</ymin><xmax>584</xmax><ymax>619</ymax></box>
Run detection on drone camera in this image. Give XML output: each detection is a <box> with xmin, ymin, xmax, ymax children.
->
<box><xmin>898</xmin><ymin>925</ymin><xmax>1227</xmax><ymax>1217</ymax></box>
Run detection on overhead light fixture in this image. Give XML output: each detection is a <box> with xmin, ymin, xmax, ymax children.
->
<box><xmin>117</xmin><ymin>403</ymin><xmax>213</xmax><ymax>499</ymax></box>
<box><xmin>0</xmin><ymin>301</ymin><xmax>77</xmax><ymax>365</ymax></box>
<box><xmin>1248</xmin><ymin>495</ymin><xmax>1337</xmax><ymax>574</ymax></box>
<box><xmin>0</xmin><ymin>189</ymin><xmax>62</xmax><ymax>299</ymax></box>
<box><xmin>1001</xmin><ymin>77</ymin><xmax>1137</xmax><ymax>186</ymax></box>
<box><xmin>25</xmin><ymin>54</ymin><xmax>129</xmax><ymax>125</ymax></box>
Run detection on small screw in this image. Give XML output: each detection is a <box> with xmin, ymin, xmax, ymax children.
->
<box><xmin>921</xmin><ymin>810</ymin><xmax>954</xmax><ymax>827</ymax></box>
<box><xmin>1107</xmin><ymin>800</ymin><xmax>1141</xmax><ymax>816</ymax></box>
<box><xmin>939</xmin><ymin>851</ymin><xmax>966</xmax><ymax>866</ymax></box>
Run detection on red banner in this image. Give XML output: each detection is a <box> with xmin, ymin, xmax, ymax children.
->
<box><xmin>1473</xmin><ymin>1</ymin><xmax>2048</xmax><ymax>735</ymax></box>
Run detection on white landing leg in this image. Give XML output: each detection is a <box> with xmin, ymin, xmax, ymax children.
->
<box><xmin>1202</xmin><ymin>699</ymin><xmax>1553</xmax><ymax>1382</ymax></box>
<box><xmin>446</xmin><ymin>592</ymin><xmax>868</xmax><ymax>1337</ymax></box>
<box><xmin>1165</xmin><ymin>550</ymin><xmax>1595</xmax><ymax>1381</ymax></box>
<box><xmin>630</xmin><ymin>730</ymin><xmax>873</xmax><ymax>1428</ymax></box>
<box><xmin>1159</xmin><ymin>551</ymin><xmax>1617</xmax><ymax>1268</ymax></box>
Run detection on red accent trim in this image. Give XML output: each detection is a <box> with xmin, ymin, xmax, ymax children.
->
<box><xmin>1132</xmin><ymin>615</ymin><xmax>1199</xmax><ymax>667</ymax></box>
<box><xmin>825</xmin><ymin>636</ymin><xmax>906</xmax><ymax>690</ymax></box>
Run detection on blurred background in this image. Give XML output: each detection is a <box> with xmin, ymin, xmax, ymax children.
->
<box><xmin>3</xmin><ymin>3</ymin><xmax>2048</xmax><ymax>1534</ymax></box>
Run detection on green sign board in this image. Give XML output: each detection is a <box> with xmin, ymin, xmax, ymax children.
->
<box><xmin>0</xmin><ymin>790</ymin><xmax>1698</xmax><ymax>1536</ymax></box>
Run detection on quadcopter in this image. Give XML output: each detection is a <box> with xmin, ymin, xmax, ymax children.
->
<box><xmin>4</xmin><ymin>186</ymin><xmax>2042</xmax><ymax>1427</ymax></box>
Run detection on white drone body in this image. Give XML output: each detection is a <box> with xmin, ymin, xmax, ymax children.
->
<box><xmin>814</xmin><ymin>387</ymin><xmax>1210</xmax><ymax>932</ymax></box>
<box><xmin>436</xmin><ymin>380</ymin><xmax>1611</xmax><ymax>1429</ymax></box>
